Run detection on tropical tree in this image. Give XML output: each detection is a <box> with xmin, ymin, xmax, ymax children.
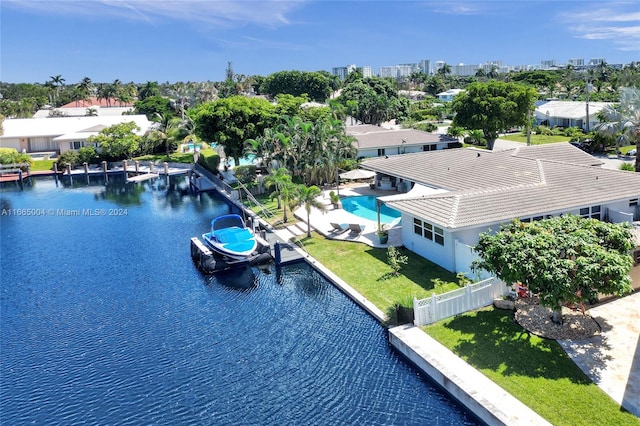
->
<box><xmin>452</xmin><ymin>81</ymin><xmax>537</xmax><ymax>150</ymax></box>
<box><xmin>595</xmin><ymin>87</ymin><xmax>640</xmax><ymax>171</ymax></box>
<box><xmin>473</xmin><ymin>215</ymin><xmax>634</xmax><ymax>324</ymax></box>
<box><xmin>48</xmin><ymin>74</ymin><xmax>65</xmax><ymax>106</ymax></box>
<box><xmin>189</xmin><ymin>96</ymin><xmax>277</xmax><ymax>166</ymax></box>
<box><xmin>262</xmin><ymin>167</ymin><xmax>291</xmax><ymax>210</ymax></box>
<box><xmin>337</xmin><ymin>76</ymin><xmax>409</xmax><ymax>125</ymax></box>
<box><xmin>88</xmin><ymin>121</ymin><xmax>141</xmax><ymax>160</ymax></box>
<box><xmin>138</xmin><ymin>81</ymin><xmax>161</xmax><ymax>100</ymax></box>
<box><xmin>74</xmin><ymin>77</ymin><xmax>94</xmax><ymax>106</ymax></box>
<box><xmin>260</xmin><ymin>70</ymin><xmax>333</xmax><ymax>102</ymax></box>
<box><xmin>436</xmin><ymin>63</ymin><xmax>451</xmax><ymax>78</ymax></box>
<box><xmin>277</xmin><ymin>179</ymin><xmax>298</xmax><ymax>223</ymax></box>
<box><xmin>292</xmin><ymin>184</ymin><xmax>325</xmax><ymax>237</ymax></box>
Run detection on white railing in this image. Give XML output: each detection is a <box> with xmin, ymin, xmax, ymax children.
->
<box><xmin>413</xmin><ymin>277</ymin><xmax>509</xmax><ymax>326</ymax></box>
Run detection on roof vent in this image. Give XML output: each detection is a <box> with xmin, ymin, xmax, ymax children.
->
<box><xmin>477</xmin><ymin>152</ymin><xmax>481</xmax><ymax>157</ymax></box>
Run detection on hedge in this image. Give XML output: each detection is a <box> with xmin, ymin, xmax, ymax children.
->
<box><xmin>197</xmin><ymin>148</ymin><xmax>220</xmax><ymax>174</ymax></box>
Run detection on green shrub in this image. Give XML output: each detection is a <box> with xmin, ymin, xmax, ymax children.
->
<box><xmin>0</xmin><ymin>147</ymin><xmax>32</xmax><ymax>170</ymax></box>
<box><xmin>57</xmin><ymin>150</ymin><xmax>80</xmax><ymax>170</ymax></box>
<box><xmin>620</xmin><ymin>162</ymin><xmax>635</xmax><ymax>172</ymax></box>
<box><xmin>196</xmin><ymin>148</ymin><xmax>220</xmax><ymax>174</ymax></box>
<box><xmin>234</xmin><ymin>165</ymin><xmax>257</xmax><ymax>186</ymax></box>
<box><xmin>78</xmin><ymin>146</ymin><xmax>100</xmax><ymax>164</ymax></box>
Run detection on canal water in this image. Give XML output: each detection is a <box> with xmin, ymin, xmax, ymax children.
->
<box><xmin>0</xmin><ymin>175</ymin><xmax>478</xmax><ymax>425</ymax></box>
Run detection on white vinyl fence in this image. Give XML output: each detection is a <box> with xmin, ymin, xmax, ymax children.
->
<box><xmin>413</xmin><ymin>277</ymin><xmax>509</xmax><ymax>326</ymax></box>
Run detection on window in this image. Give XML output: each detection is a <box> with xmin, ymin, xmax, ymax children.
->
<box><xmin>377</xmin><ymin>148</ymin><xmax>386</xmax><ymax>157</ymax></box>
<box><xmin>423</xmin><ymin>144</ymin><xmax>436</xmax><ymax>152</ymax></box>
<box><xmin>413</xmin><ymin>218</ymin><xmax>444</xmax><ymax>246</ymax></box>
<box><xmin>70</xmin><ymin>141</ymin><xmax>86</xmax><ymax>150</ymax></box>
<box><xmin>580</xmin><ymin>205</ymin><xmax>601</xmax><ymax>220</ymax></box>
<box><xmin>630</xmin><ymin>199</ymin><xmax>638</xmax><ymax>207</ymax></box>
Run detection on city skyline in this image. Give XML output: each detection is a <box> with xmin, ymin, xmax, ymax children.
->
<box><xmin>1</xmin><ymin>0</ymin><xmax>639</xmax><ymax>84</ymax></box>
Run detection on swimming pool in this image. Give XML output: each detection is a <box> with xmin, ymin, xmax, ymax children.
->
<box><xmin>341</xmin><ymin>195</ymin><xmax>401</xmax><ymax>223</ymax></box>
<box><xmin>0</xmin><ymin>176</ymin><xmax>476</xmax><ymax>425</ymax></box>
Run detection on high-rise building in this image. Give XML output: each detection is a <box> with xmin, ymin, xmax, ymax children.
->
<box><xmin>540</xmin><ymin>59</ymin><xmax>556</xmax><ymax>69</ymax></box>
<box><xmin>332</xmin><ymin>64</ymin><xmax>358</xmax><ymax>80</ymax></box>
<box><xmin>419</xmin><ymin>59</ymin><xmax>431</xmax><ymax>75</ymax></box>
<box><xmin>568</xmin><ymin>58</ymin><xmax>585</xmax><ymax>67</ymax></box>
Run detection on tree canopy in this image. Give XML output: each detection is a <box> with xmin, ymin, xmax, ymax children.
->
<box><xmin>473</xmin><ymin>215</ymin><xmax>635</xmax><ymax>323</ymax></box>
<box><xmin>188</xmin><ymin>96</ymin><xmax>277</xmax><ymax>166</ymax></box>
<box><xmin>337</xmin><ymin>76</ymin><xmax>409</xmax><ymax>125</ymax></box>
<box><xmin>88</xmin><ymin>122</ymin><xmax>141</xmax><ymax>160</ymax></box>
<box><xmin>259</xmin><ymin>70</ymin><xmax>333</xmax><ymax>102</ymax></box>
<box><xmin>452</xmin><ymin>81</ymin><xmax>538</xmax><ymax>150</ymax></box>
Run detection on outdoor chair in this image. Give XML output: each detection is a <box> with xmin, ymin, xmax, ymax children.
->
<box><xmin>330</xmin><ymin>223</ymin><xmax>349</xmax><ymax>234</ymax></box>
<box><xmin>348</xmin><ymin>224</ymin><xmax>365</xmax><ymax>235</ymax></box>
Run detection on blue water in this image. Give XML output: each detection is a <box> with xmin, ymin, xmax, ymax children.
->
<box><xmin>341</xmin><ymin>195</ymin><xmax>402</xmax><ymax>223</ymax></box>
<box><xmin>0</xmin><ymin>176</ymin><xmax>477</xmax><ymax>425</ymax></box>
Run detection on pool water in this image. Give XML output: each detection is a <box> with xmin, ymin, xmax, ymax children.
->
<box><xmin>341</xmin><ymin>195</ymin><xmax>402</xmax><ymax>223</ymax></box>
<box><xmin>0</xmin><ymin>176</ymin><xmax>477</xmax><ymax>425</ymax></box>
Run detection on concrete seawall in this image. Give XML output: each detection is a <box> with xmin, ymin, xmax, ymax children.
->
<box><xmin>389</xmin><ymin>324</ymin><xmax>550</xmax><ymax>426</ymax></box>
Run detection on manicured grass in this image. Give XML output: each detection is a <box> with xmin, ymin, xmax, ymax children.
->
<box><xmin>500</xmin><ymin>134</ymin><xmax>570</xmax><ymax>144</ymax></box>
<box><xmin>30</xmin><ymin>159</ymin><xmax>56</xmax><ymax>171</ymax></box>
<box><xmin>298</xmin><ymin>233</ymin><xmax>464</xmax><ymax>313</ymax></box>
<box><xmin>134</xmin><ymin>153</ymin><xmax>195</xmax><ymax>163</ymax></box>
<box><xmin>243</xmin><ymin>193</ymin><xmax>289</xmax><ymax>227</ymax></box>
<box><xmin>424</xmin><ymin>308</ymin><xmax>640</xmax><ymax>426</ymax></box>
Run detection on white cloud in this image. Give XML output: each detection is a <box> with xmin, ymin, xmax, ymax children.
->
<box><xmin>3</xmin><ymin>0</ymin><xmax>305</xmax><ymax>28</ymax></box>
<box><xmin>559</xmin><ymin>4</ymin><xmax>640</xmax><ymax>52</ymax></box>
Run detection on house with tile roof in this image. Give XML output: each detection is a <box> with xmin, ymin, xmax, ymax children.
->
<box><xmin>534</xmin><ymin>100</ymin><xmax>612</xmax><ymax>131</ymax></box>
<box><xmin>0</xmin><ymin>115</ymin><xmax>152</xmax><ymax>154</ymax></box>
<box><xmin>361</xmin><ymin>143</ymin><xmax>640</xmax><ymax>280</ymax></box>
<box><xmin>346</xmin><ymin>124</ymin><xmax>459</xmax><ymax>159</ymax></box>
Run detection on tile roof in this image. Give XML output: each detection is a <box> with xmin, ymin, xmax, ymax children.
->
<box><xmin>346</xmin><ymin>125</ymin><xmax>455</xmax><ymax>149</ymax></box>
<box><xmin>361</xmin><ymin>145</ymin><xmax>640</xmax><ymax>229</ymax></box>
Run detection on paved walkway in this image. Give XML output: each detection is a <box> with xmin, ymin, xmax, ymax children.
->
<box><xmin>558</xmin><ymin>291</ymin><xmax>640</xmax><ymax>417</ymax></box>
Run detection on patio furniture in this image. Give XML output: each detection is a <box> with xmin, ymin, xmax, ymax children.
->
<box><xmin>329</xmin><ymin>223</ymin><xmax>349</xmax><ymax>234</ymax></box>
<box><xmin>348</xmin><ymin>224</ymin><xmax>365</xmax><ymax>235</ymax></box>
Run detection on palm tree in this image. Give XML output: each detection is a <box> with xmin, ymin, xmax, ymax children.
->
<box><xmin>595</xmin><ymin>87</ymin><xmax>640</xmax><ymax>171</ymax></box>
<box><xmin>262</xmin><ymin>167</ymin><xmax>291</xmax><ymax>210</ymax></box>
<box><xmin>75</xmin><ymin>77</ymin><xmax>94</xmax><ymax>107</ymax></box>
<box><xmin>138</xmin><ymin>81</ymin><xmax>161</xmax><ymax>100</ymax></box>
<box><xmin>48</xmin><ymin>74</ymin><xmax>65</xmax><ymax>106</ymax></box>
<box><xmin>293</xmin><ymin>185</ymin><xmax>325</xmax><ymax>237</ymax></box>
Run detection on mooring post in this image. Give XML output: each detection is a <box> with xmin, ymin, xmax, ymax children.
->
<box><xmin>102</xmin><ymin>161</ymin><xmax>108</xmax><ymax>182</ymax></box>
<box><xmin>123</xmin><ymin>159</ymin><xmax>128</xmax><ymax>177</ymax></box>
<box><xmin>18</xmin><ymin>169</ymin><xmax>23</xmax><ymax>190</ymax></box>
<box><xmin>274</xmin><ymin>241</ymin><xmax>281</xmax><ymax>265</ymax></box>
<box><xmin>163</xmin><ymin>162</ymin><xmax>169</xmax><ymax>175</ymax></box>
<box><xmin>135</xmin><ymin>160</ymin><xmax>139</xmax><ymax>174</ymax></box>
<box><xmin>53</xmin><ymin>162</ymin><xmax>59</xmax><ymax>185</ymax></box>
<box><xmin>149</xmin><ymin>162</ymin><xmax>154</xmax><ymax>173</ymax></box>
<box><xmin>83</xmin><ymin>162</ymin><xmax>89</xmax><ymax>175</ymax></box>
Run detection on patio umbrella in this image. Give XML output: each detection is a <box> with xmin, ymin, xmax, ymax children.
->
<box><xmin>339</xmin><ymin>169</ymin><xmax>376</xmax><ymax>180</ymax></box>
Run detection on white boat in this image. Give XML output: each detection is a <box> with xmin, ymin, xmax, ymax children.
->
<box><xmin>202</xmin><ymin>214</ymin><xmax>258</xmax><ymax>260</ymax></box>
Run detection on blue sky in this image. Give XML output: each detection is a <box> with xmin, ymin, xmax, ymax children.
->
<box><xmin>1</xmin><ymin>0</ymin><xmax>639</xmax><ymax>84</ymax></box>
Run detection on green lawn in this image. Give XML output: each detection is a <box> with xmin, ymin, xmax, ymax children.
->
<box><xmin>424</xmin><ymin>308</ymin><xmax>640</xmax><ymax>426</ymax></box>
<box><xmin>298</xmin><ymin>233</ymin><xmax>464</xmax><ymax>314</ymax></box>
<box><xmin>500</xmin><ymin>134</ymin><xmax>571</xmax><ymax>144</ymax></box>
<box><xmin>30</xmin><ymin>159</ymin><xmax>55</xmax><ymax>171</ymax></box>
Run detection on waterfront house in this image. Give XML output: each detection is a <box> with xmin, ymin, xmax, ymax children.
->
<box><xmin>347</xmin><ymin>124</ymin><xmax>459</xmax><ymax>160</ymax></box>
<box><xmin>436</xmin><ymin>89</ymin><xmax>464</xmax><ymax>102</ymax></box>
<box><xmin>0</xmin><ymin>115</ymin><xmax>152</xmax><ymax>154</ymax></box>
<box><xmin>361</xmin><ymin>143</ymin><xmax>640</xmax><ymax>283</ymax></box>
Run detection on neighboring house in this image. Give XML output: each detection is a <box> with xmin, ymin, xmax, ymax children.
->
<box><xmin>0</xmin><ymin>115</ymin><xmax>152</xmax><ymax>154</ymax></box>
<box><xmin>361</xmin><ymin>143</ymin><xmax>640</xmax><ymax>280</ymax></box>
<box><xmin>346</xmin><ymin>124</ymin><xmax>459</xmax><ymax>159</ymax></box>
<box><xmin>60</xmin><ymin>97</ymin><xmax>134</xmax><ymax>108</ymax></box>
<box><xmin>534</xmin><ymin>100</ymin><xmax>613</xmax><ymax>131</ymax></box>
<box><xmin>436</xmin><ymin>89</ymin><xmax>464</xmax><ymax>102</ymax></box>
<box><xmin>33</xmin><ymin>106</ymin><xmax>134</xmax><ymax>118</ymax></box>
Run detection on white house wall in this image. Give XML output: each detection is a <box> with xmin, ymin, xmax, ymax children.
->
<box><xmin>0</xmin><ymin>138</ymin><xmax>21</xmax><ymax>151</ymax></box>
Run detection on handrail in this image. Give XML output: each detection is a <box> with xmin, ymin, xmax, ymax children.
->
<box><xmin>235</xmin><ymin>181</ymin><xmax>275</xmax><ymax>220</ymax></box>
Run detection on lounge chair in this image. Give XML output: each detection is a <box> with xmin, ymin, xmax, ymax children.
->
<box><xmin>329</xmin><ymin>223</ymin><xmax>349</xmax><ymax>234</ymax></box>
<box><xmin>348</xmin><ymin>224</ymin><xmax>365</xmax><ymax>235</ymax></box>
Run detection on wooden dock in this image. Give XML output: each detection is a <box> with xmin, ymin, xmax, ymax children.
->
<box><xmin>127</xmin><ymin>173</ymin><xmax>159</xmax><ymax>183</ymax></box>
